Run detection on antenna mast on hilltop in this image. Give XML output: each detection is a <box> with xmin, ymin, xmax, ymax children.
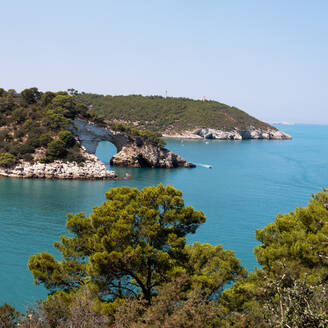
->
<box><xmin>165</xmin><ymin>90</ymin><xmax>168</xmax><ymax>98</ymax></box>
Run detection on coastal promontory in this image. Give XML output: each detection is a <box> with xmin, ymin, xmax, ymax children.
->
<box><xmin>0</xmin><ymin>88</ymin><xmax>292</xmax><ymax>179</ymax></box>
<box><xmin>0</xmin><ymin>88</ymin><xmax>193</xmax><ymax>179</ymax></box>
<box><xmin>75</xmin><ymin>92</ymin><xmax>292</xmax><ymax>140</ymax></box>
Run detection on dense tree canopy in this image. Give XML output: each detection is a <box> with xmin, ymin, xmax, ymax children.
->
<box><xmin>28</xmin><ymin>184</ymin><xmax>245</xmax><ymax>310</ymax></box>
<box><xmin>3</xmin><ymin>188</ymin><xmax>328</xmax><ymax>327</ymax></box>
<box><xmin>0</xmin><ymin>88</ymin><xmax>167</xmax><ymax>165</ymax></box>
<box><xmin>220</xmin><ymin>189</ymin><xmax>328</xmax><ymax>327</ymax></box>
<box><xmin>255</xmin><ymin>189</ymin><xmax>328</xmax><ymax>283</ymax></box>
<box><xmin>75</xmin><ymin>93</ymin><xmax>274</xmax><ymax>133</ymax></box>
<box><xmin>0</xmin><ymin>88</ymin><xmax>89</xmax><ymax>164</ymax></box>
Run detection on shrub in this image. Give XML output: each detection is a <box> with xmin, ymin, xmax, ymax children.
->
<box><xmin>22</xmin><ymin>153</ymin><xmax>33</xmax><ymax>162</ymax></box>
<box><xmin>21</xmin><ymin>87</ymin><xmax>41</xmax><ymax>105</ymax></box>
<box><xmin>17</xmin><ymin>142</ymin><xmax>34</xmax><ymax>155</ymax></box>
<box><xmin>41</xmin><ymin>91</ymin><xmax>56</xmax><ymax>106</ymax></box>
<box><xmin>110</xmin><ymin>122</ymin><xmax>166</xmax><ymax>148</ymax></box>
<box><xmin>14</xmin><ymin>128</ymin><xmax>25</xmax><ymax>139</ymax></box>
<box><xmin>0</xmin><ymin>153</ymin><xmax>17</xmax><ymax>168</ymax></box>
<box><xmin>11</xmin><ymin>107</ymin><xmax>26</xmax><ymax>123</ymax></box>
<box><xmin>39</xmin><ymin>156</ymin><xmax>50</xmax><ymax>164</ymax></box>
<box><xmin>0</xmin><ymin>303</ymin><xmax>19</xmax><ymax>328</ymax></box>
<box><xmin>26</xmin><ymin>132</ymin><xmax>42</xmax><ymax>149</ymax></box>
<box><xmin>58</xmin><ymin>130</ymin><xmax>75</xmax><ymax>147</ymax></box>
<box><xmin>45</xmin><ymin>139</ymin><xmax>67</xmax><ymax>160</ymax></box>
<box><xmin>43</xmin><ymin>110</ymin><xmax>71</xmax><ymax>130</ymax></box>
<box><xmin>65</xmin><ymin>150</ymin><xmax>85</xmax><ymax>163</ymax></box>
<box><xmin>39</xmin><ymin>133</ymin><xmax>53</xmax><ymax>147</ymax></box>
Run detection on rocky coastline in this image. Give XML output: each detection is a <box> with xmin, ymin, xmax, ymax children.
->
<box><xmin>0</xmin><ymin>154</ymin><xmax>118</xmax><ymax>180</ymax></box>
<box><xmin>0</xmin><ymin>122</ymin><xmax>291</xmax><ymax>180</ymax></box>
<box><xmin>111</xmin><ymin>143</ymin><xmax>195</xmax><ymax>168</ymax></box>
<box><xmin>72</xmin><ymin>118</ymin><xmax>195</xmax><ymax>169</ymax></box>
<box><xmin>163</xmin><ymin>127</ymin><xmax>292</xmax><ymax>140</ymax></box>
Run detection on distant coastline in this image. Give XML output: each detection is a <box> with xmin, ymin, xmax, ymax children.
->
<box><xmin>163</xmin><ymin>127</ymin><xmax>292</xmax><ymax>140</ymax></box>
<box><xmin>272</xmin><ymin>121</ymin><xmax>294</xmax><ymax>126</ymax></box>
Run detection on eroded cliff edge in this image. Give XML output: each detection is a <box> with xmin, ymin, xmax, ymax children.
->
<box><xmin>71</xmin><ymin>118</ymin><xmax>195</xmax><ymax>169</ymax></box>
<box><xmin>163</xmin><ymin>127</ymin><xmax>291</xmax><ymax>140</ymax></box>
<box><xmin>0</xmin><ymin>118</ymin><xmax>195</xmax><ymax>179</ymax></box>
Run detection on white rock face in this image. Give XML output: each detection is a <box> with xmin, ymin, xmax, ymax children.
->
<box><xmin>69</xmin><ymin>118</ymin><xmax>129</xmax><ymax>154</ymax></box>
<box><xmin>71</xmin><ymin>118</ymin><xmax>195</xmax><ymax>169</ymax></box>
<box><xmin>176</xmin><ymin>128</ymin><xmax>292</xmax><ymax>140</ymax></box>
<box><xmin>111</xmin><ymin>143</ymin><xmax>195</xmax><ymax>168</ymax></box>
<box><xmin>0</xmin><ymin>155</ymin><xmax>118</xmax><ymax>180</ymax></box>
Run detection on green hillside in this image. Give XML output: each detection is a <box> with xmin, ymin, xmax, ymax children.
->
<box><xmin>75</xmin><ymin>92</ymin><xmax>275</xmax><ymax>133</ymax></box>
<box><xmin>0</xmin><ymin>88</ymin><xmax>163</xmax><ymax>167</ymax></box>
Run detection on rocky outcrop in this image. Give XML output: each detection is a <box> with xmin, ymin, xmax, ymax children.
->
<box><xmin>0</xmin><ymin>154</ymin><xmax>118</xmax><ymax>180</ymax></box>
<box><xmin>70</xmin><ymin>118</ymin><xmax>195</xmax><ymax>169</ymax></box>
<box><xmin>110</xmin><ymin>143</ymin><xmax>195</xmax><ymax>168</ymax></box>
<box><xmin>164</xmin><ymin>128</ymin><xmax>292</xmax><ymax>140</ymax></box>
<box><xmin>1</xmin><ymin>119</ymin><xmax>195</xmax><ymax>180</ymax></box>
<box><xmin>69</xmin><ymin>118</ymin><xmax>130</xmax><ymax>154</ymax></box>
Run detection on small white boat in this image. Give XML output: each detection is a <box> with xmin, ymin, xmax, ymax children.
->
<box><xmin>196</xmin><ymin>163</ymin><xmax>213</xmax><ymax>169</ymax></box>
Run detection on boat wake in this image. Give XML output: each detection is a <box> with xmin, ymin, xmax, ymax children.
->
<box><xmin>195</xmin><ymin>163</ymin><xmax>213</xmax><ymax>169</ymax></box>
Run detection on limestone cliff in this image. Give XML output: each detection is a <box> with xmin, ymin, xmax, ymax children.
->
<box><xmin>163</xmin><ymin>127</ymin><xmax>292</xmax><ymax>140</ymax></box>
<box><xmin>0</xmin><ymin>151</ymin><xmax>118</xmax><ymax>180</ymax></box>
<box><xmin>110</xmin><ymin>143</ymin><xmax>195</xmax><ymax>168</ymax></box>
<box><xmin>70</xmin><ymin>118</ymin><xmax>195</xmax><ymax>169</ymax></box>
<box><xmin>193</xmin><ymin>128</ymin><xmax>292</xmax><ymax>140</ymax></box>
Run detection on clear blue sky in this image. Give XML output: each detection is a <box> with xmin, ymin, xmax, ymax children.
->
<box><xmin>1</xmin><ymin>1</ymin><xmax>327</xmax><ymax>124</ymax></box>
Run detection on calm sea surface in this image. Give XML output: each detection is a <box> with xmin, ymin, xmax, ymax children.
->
<box><xmin>1</xmin><ymin>124</ymin><xmax>327</xmax><ymax>310</ymax></box>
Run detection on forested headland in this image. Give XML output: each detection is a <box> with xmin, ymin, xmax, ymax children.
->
<box><xmin>1</xmin><ymin>184</ymin><xmax>328</xmax><ymax>327</ymax></box>
<box><xmin>74</xmin><ymin>91</ymin><xmax>274</xmax><ymax>133</ymax></box>
<box><xmin>0</xmin><ymin>88</ymin><xmax>164</xmax><ymax>169</ymax></box>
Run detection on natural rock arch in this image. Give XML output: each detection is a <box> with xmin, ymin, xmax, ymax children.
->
<box><xmin>70</xmin><ymin>118</ymin><xmax>195</xmax><ymax>168</ymax></box>
<box><xmin>70</xmin><ymin>118</ymin><xmax>130</xmax><ymax>155</ymax></box>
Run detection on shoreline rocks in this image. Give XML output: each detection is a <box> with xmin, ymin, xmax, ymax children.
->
<box><xmin>0</xmin><ymin>157</ymin><xmax>118</xmax><ymax>180</ymax></box>
<box><xmin>111</xmin><ymin>143</ymin><xmax>195</xmax><ymax>168</ymax></box>
<box><xmin>163</xmin><ymin>128</ymin><xmax>292</xmax><ymax>140</ymax></box>
<box><xmin>71</xmin><ymin>118</ymin><xmax>195</xmax><ymax>169</ymax></box>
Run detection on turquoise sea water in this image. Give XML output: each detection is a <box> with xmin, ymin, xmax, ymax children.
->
<box><xmin>1</xmin><ymin>124</ymin><xmax>328</xmax><ymax>310</ymax></box>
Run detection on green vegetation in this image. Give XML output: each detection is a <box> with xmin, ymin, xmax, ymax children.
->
<box><xmin>0</xmin><ymin>87</ymin><xmax>278</xmax><ymax>166</ymax></box>
<box><xmin>75</xmin><ymin>93</ymin><xmax>275</xmax><ymax>133</ymax></box>
<box><xmin>220</xmin><ymin>189</ymin><xmax>328</xmax><ymax>327</ymax></box>
<box><xmin>0</xmin><ymin>152</ymin><xmax>17</xmax><ymax>168</ymax></box>
<box><xmin>0</xmin><ymin>88</ymin><xmax>166</xmax><ymax>166</ymax></box>
<box><xmin>110</xmin><ymin>122</ymin><xmax>166</xmax><ymax>147</ymax></box>
<box><xmin>28</xmin><ymin>185</ymin><xmax>245</xmax><ymax>307</ymax></box>
<box><xmin>3</xmin><ymin>185</ymin><xmax>328</xmax><ymax>327</ymax></box>
<box><xmin>0</xmin><ymin>88</ymin><xmax>91</xmax><ymax>164</ymax></box>
<box><xmin>0</xmin><ymin>303</ymin><xmax>19</xmax><ymax>327</ymax></box>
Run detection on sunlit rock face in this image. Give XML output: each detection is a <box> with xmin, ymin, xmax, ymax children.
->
<box><xmin>70</xmin><ymin>118</ymin><xmax>130</xmax><ymax>154</ymax></box>
<box><xmin>70</xmin><ymin>118</ymin><xmax>195</xmax><ymax>169</ymax></box>
<box><xmin>110</xmin><ymin>143</ymin><xmax>195</xmax><ymax>168</ymax></box>
<box><xmin>193</xmin><ymin>128</ymin><xmax>292</xmax><ymax>140</ymax></box>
